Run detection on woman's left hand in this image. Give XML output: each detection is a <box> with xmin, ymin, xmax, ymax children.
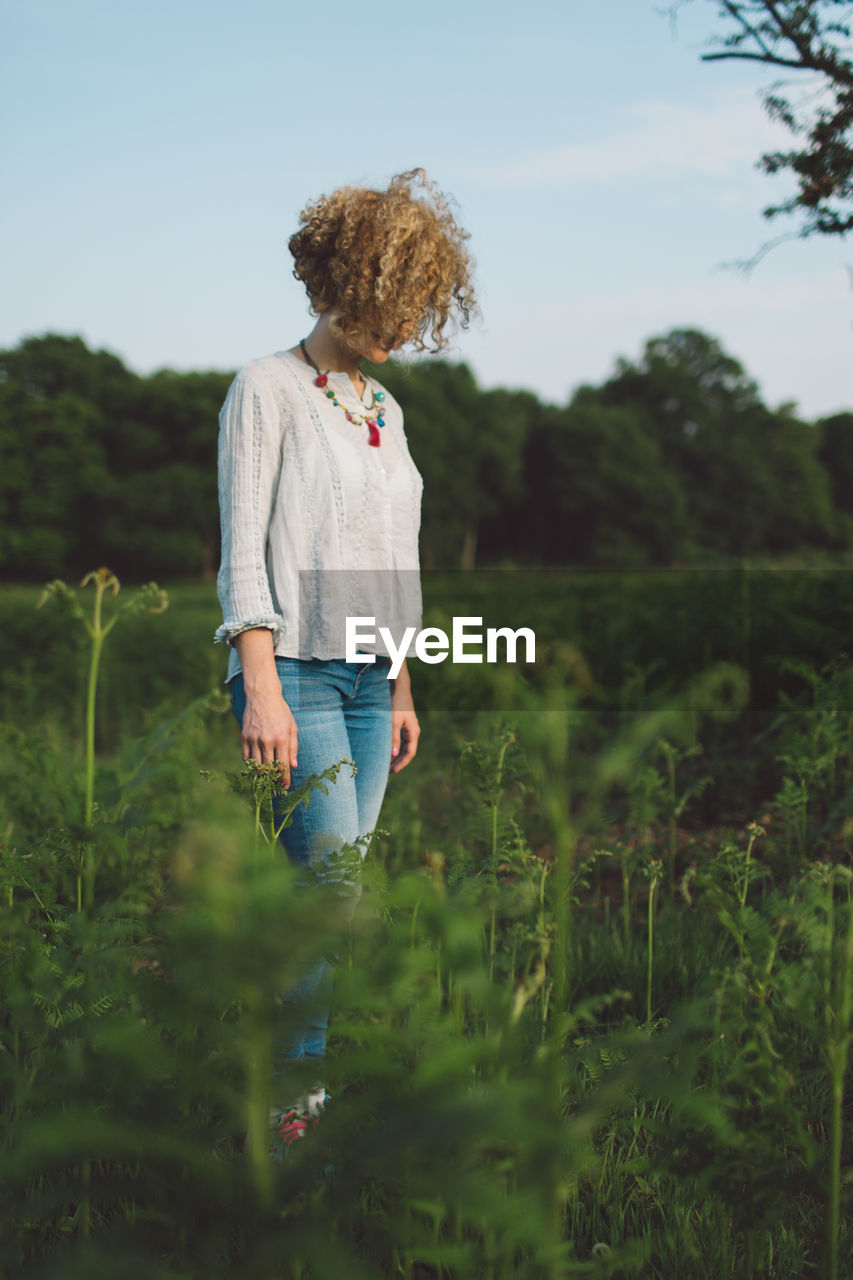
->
<box><xmin>390</xmin><ymin>661</ymin><xmax>420</xmax><ymax>773</ymax></box>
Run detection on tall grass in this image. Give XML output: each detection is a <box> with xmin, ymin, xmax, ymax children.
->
<box><xmin>0</xmin><ymin>571</ymin><xmax>851</xmax><ymax>1276</ymax></box>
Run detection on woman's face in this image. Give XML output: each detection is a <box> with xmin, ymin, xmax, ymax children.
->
<box><xmin>352</xmin><ymin>319</ymin><xmax>414</xmax><ymax>365</ymax></box>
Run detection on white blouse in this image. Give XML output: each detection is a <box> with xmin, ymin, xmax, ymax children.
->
<box><xmin>215</xmin><ymin>349</ymin><xmax>424</xmax><ymax>682</ymax></box>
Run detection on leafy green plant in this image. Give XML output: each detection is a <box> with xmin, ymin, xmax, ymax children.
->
<box><xmin>227</xmin><ymin>756</ymin><xmax>356</xmax><ymax>854</ymax></box>
<box><xmin>767</xmin><ymin>658</ymin><xmax>853</xmax><ymax>864</ymax></box>
<box><xmin>3</xmin><ymin>574</ymin><xmax>853</xmax><ymax>1277</ymax></box>
<box><xmin>37</xmin><ymin>568</ymin><xmax>167</xmax><ymax>910</ymax></box>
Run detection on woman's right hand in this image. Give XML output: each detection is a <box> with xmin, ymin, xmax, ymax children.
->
<box><xmin>233</xmin><ymin>629</ymin><xmax>299</xmax><ymax>787</ymax></box>
<box><xmin>241</xmin><ymin>687</ymin><xmax>299</xmax><ymax>787</ymax></box>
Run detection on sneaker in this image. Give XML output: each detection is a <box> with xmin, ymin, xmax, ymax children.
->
<box><xmin>270</xmin><ymin>1086</ymin><xmax>330</xmax><ymax>1161</ymax></box>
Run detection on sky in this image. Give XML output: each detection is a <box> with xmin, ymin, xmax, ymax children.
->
<box><xmin>2</xmin><ymin>0</ymin><xmax>851</xmax><ymax>419</ymax></box>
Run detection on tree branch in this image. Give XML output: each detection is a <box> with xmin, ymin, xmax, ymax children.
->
<box><xmin>703</xmin><ymin>2</ymin><xmax>853</xmax><ymax>86</ymax></box>
<box><xmin>701</xmin><ymin>48</ymin><xmax>815</xmax><ymax>68</ymax></box>
<box><xmin>721</xmin><ymin>0</ymin><xmax>779</xmax><ymax>62</ymax></box>
<box><xmin>674</xmin><ymin>1</ymin><xmax>853</xmax><ymax>247</ymax></box>
<box><xmin>718</xmin><ymin>225</ymin><xmax>810</xmax><ymax>272</ymax></box>
<box><xmin>763</xmin><ymin>0</ymin><xmax>821</xmax><ymax>69</ymax></box>
<box><xmin>763</xmin><ymin>0</ymin><xmax>853</xmax><ymax>81</ymax></box>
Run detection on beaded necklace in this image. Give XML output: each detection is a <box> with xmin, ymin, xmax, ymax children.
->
<box><xmin>299</xmin><ymin>339</ymin><xmax>386</xmax><ymax>447</ymax></box>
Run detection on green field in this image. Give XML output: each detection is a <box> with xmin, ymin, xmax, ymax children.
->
<box><xmin>1</xmin><ymin>568</ymin><xmax>852</xmax><ymax>1278</ymax></box>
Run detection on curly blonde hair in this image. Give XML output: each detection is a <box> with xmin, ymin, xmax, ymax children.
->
<box><xmin>289</xmin><ymin>169</ymin><xmax>476</xmax><ymax>355</ymax></box>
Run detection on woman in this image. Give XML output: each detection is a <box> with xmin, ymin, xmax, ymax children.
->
<box><xmin>215</xmin><ymin>169</ymin><xmax>475</xmax><ymax>1154</ymax></box>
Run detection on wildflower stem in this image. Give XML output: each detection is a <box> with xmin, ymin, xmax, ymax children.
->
<box><xmin>646</xmin><ymin>874</ymin><xmax>659</xmax><ymax>1024</ymax></box>
<box><xmin>740</xmin><ymin>830</ymin><xmax>754</xmax><ymax>909</ymax></box>
<box><xmin>84</xmin><ymin>627</ymin><xmax>104</xmax><ymax>831</ymax></box>
<box><xmin>81</xmin><ymin>573</ymin><xmax>118</xmax><ymax>910</ymax></box>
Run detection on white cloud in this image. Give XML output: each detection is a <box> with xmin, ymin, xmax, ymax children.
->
<box><xmin>477</xmin><ymin>89</ymin><xmax>794</xmax><ymax>186</ymax></box>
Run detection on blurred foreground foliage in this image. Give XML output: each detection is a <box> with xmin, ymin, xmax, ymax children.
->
<box><xmin>1</xmin><ymin>574</ymin><xmax>852</xmax><ymax>1277</ymax></box>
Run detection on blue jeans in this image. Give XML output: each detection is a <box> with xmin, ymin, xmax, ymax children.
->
<box><xmin>229</xmin><ymin>656</ymin><xmax>392</xmax><ymax>1070</ymax></box>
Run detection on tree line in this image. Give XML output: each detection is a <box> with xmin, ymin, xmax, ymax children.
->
<box><xmin>1</xmin><ymin>329</ymin><xmax>851</xmax><ymax>580</ymax></box>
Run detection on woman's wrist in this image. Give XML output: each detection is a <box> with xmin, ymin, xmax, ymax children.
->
<box><xmin>390</xmin><ymin>659</ymin><xmax>414</xmax><ymax>708</ymax></box>
<box><xmin>389</xmin><ymin>660</ymin><xmax>409</xmax><ymax>691</ymax></box>
<box><xmin>390</xmin><ymin>657</ymin><xmax>410</xmax><ymax>687</ymax></box>
<box><xmin>233</xmin><ymin>628</ymin><xmax>282</xmax><ymax>697</ymax></box>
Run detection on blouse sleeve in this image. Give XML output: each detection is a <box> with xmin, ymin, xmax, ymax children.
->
<box><xmin>214</xmin><ymin>367</ymin><xmax>287</xmax><ymax>646</ymax></box>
